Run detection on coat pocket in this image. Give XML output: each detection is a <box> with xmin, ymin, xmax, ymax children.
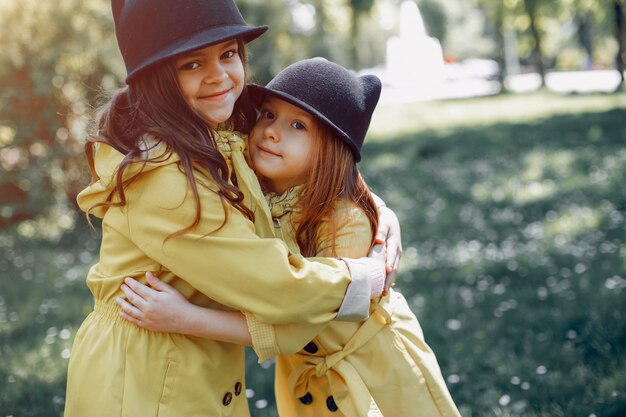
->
<box><xmin>156</xmin><ymin>360</ymin><xmax>180</xmax><ymax>417</ymax></box>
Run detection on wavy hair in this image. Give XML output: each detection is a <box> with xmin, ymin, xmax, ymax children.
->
<box><xmin>85</xmin><ymin>39</ymin><xmax>256</xmax><ymax>239</ymax></box>
<box><xmin>294</xmin><ymin>124</ymin><xmax>378</xmax><ymax>257</ymax></box>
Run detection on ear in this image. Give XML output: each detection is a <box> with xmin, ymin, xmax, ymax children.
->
<box><xmin>111</xmin><ymin>0</ymin><xmax>125</xmax><ymax>24</ymax></box>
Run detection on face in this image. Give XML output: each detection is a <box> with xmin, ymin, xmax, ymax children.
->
<box><xmin>249</xmin><ymin>96</ymin><xmax>317</xmax><ymax>194</ymax></box>
<box><xmin>176</xmin><ymin>39</ymin><xmax>245</xmax><ymax>128</ymax></box>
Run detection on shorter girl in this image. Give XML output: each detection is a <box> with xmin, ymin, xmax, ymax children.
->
<box><xmin>118</xmin><ymin>58</ymin><xmax>461</xmax><ymax>417</ymax></box>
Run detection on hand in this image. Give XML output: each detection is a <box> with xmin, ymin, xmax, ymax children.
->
<box><xmin>374</xmin><ymin>206</ymin><xmax>402</xmax><ymax>293</ymax></box>
<box><xmin>116</xmin><ymin>272</ymin><xmax>193</xmax><ymax>333</ymax></box>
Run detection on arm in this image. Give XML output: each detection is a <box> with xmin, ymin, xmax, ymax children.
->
<box><xmin>117</xmin><ymin>273</ymin><xmax>252</xmax><ymax>346</ymax></box>
<box><xmin>245</xmin><ymin>203</ymin><xmax>376</xmax><ymax>361</ymax></box>
<box><xmin>124</xmin><ymin>165</ymin><xmax>384</xmax><ymax>325</ymax></box>
<box><xmin>116</xmin><ymin>203</ymin><xmax>377</xmax><ymax>359</ymax></box>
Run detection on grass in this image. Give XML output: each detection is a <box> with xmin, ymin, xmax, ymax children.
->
<box><xmin>368</xmin><ymin>90</ymin><xmax>626</xmax><ymax>138</ymax></box>
<box><xmin>358</xmin><ymin>91</ymin><xmax>626</xmax><ymax>417</ymax></box>
<box><xmin>1</xmin><ymin>91</ymin><xmax>625</xmax><ymax>417</ymax></box>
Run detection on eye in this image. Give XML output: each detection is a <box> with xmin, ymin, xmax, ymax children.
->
<box><xmin>179</xmin><ymin>61</ymin><xmax>200</xmax><ymax>71</ymax></box>
<box><xmin>291</xmin><ymin>121</ymin><xmax>306</xmax><ymax>130</ymax></box>
<box><xmin>222</xmin><ymin>49</ymin><xmax>238</xmax><ymax>59</ymax></box>
<box><xmin>259</xmin><ymin>109</ymin><xmax>275</xmax><ymax>120</ymax></box>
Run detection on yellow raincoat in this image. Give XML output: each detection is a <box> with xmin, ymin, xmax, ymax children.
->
<box><xmin>64</xmin><ymin>132</ymin><xmax>372</xmax><ymax>417</ymax></box>
<box><xmin>245</xmin><ymin>187</ymin><xmax>462</xmax><ymax>417</ymax></box>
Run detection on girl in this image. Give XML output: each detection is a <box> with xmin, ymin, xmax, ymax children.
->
<box><xmin>118</xmin><ymin>58</ymin><xmax>462</xmax><ymax>417</ymax></box>
<box><xmin>65</xmin><ymin>1</ymin><xmax>399</xmax><ymax>416</ymax></box>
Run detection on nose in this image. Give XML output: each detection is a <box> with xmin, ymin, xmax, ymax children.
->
<box><xmin>202</xmin><ymin>62</ymin><xmax>228</xmax><ymax>84</ymax></box>
<box><xmin>263</xmin><ymin>120</ymin><xmax>280</xmax><ymax>143</ymax></box>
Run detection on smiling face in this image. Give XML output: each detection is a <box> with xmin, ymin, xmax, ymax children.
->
<box><xmin>249</xmin><ymin>96</ymin><xmax>318</xmax><ymax>194</ymax></box>
<box><xmin>176</xmin><ymin>39</ymin><xmax>245</xmax><ymax>128</ymax></box>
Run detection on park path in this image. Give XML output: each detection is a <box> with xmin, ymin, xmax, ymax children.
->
<box><xmin>376</xmin><ymin>69</ymin><xmax>624</xmax><ymax>104</ymax></box>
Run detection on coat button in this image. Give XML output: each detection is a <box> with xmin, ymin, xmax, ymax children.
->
<box><xmin>326</xmin><ymin>396</ymin><xmax>338</xmax><ymax>412</ymax></box>
<box><xmin>299</xmin><ymin>392</ymin><xmax>313</xmax><ymax>405</ymax></box>
<box><xmin>222</xmin><ymin>392</ymin><xmax>233</xmax><ymax>406</ymax></box>
<box><xmin>234</xmin><ymin>382</ymin><xmax>242</xmax><ymax>396</ymax></box>
<box><xmin>303</xmin><ymin>341</ymin><xmax>318</xmax><ymax>354</ymax></box>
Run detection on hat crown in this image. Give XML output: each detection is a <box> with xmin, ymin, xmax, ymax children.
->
<box><xmin>112</xmin><ymin>0</ymin><xmax>266</xmax><ymax>82</ymax></box>
<box><xmin>255</xmin><ymin>58</ymin><xmax>381</xmax><ymax>161</ymax></box>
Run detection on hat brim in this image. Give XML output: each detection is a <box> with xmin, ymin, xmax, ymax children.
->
<box><xmin>126</xmin><ymin>24</ymin><xmax>268</xmax><ymax>82</ymax></box>
<box><xmin>247</xmin><ymin>84</ymin><xmax>361</xmax><ymax>161</ymax></box>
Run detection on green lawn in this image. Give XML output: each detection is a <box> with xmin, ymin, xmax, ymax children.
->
<box><xmin>361</xmin><ymin>91</ymin><xmax>626</xmax><ymax>417</ymax></box>
<box><xmin>1</xmin><ymin>91</ymin><xmax>625</xmax><ymax>417</ymax></box>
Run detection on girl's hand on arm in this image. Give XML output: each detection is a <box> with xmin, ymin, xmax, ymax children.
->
<box><xmin>116</xmin><ymin>272</ymin><xmax>252</xmax><ymax>345</ymax></box>
<box><xmin>116</xmin><ymin>272</ymin><xmax>195</xmax><ymax>334</ymax></box>
<box><xmin>374</xmin><ymin>206</ymin><xmax>402</xmax><ymax>293</ymax></box>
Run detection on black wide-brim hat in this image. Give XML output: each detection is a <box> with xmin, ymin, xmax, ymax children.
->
<box><xmin>112</xmin><ymin>0</ymin><xmax>268</xmax><ymax>83</ymax></box>
<box><xmin>248</xmin><ymin>58</ymin><xmax>381</xmax><ymax>162</ymax></box>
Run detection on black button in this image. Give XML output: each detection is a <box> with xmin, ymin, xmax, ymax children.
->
<box><xmin>303</xmin><ymin>341</ymin><xmax>318</xmax><ymax>354</ymax></box>
<box><xmin>222</xmin><ymin>392</ymin><xmax>233</xmax><ymax>406</ymax></box>
<box><xmin>234</xmin><ymin>382</ymin><xmax>242</xmax><ymax>396</ymax></box>
<box><xmin>326</xmin><ymin>395</ymin><xmax>338</xmax><ymax>412</ymax></box>
<box><xmin>299</xmin><ymin>392</ymin><xmax>313</xmax><ymax>405</ymax></box>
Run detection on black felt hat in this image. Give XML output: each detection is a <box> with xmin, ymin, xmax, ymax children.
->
<box><xmin>248</xmin><ymin>58</ymin><xmax>381</xmax><ymax>161</ymax></box>
<box><xmin>112</xmin><ymin>0</ymin><xmax>268</xmax><ymax>83</ymax></box>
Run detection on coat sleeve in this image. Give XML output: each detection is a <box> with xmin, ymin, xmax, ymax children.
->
<box><xmin>124</xmin><ymin>164</ymin><xmax>352</xmax><ymax>325</ymax></box>
<box><xmin>246</xmin><ymin>203</ymin><xmax>375</xmax><ymax>362</ymax></box>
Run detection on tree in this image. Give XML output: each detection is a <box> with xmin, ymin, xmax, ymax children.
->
<box><xmin>238</xmin><ymin>0</ymin><xmax>293</xmax><ymax>84</ymax></box>
<box><xmin>522</xmin><ymin>0</ymin><xmax>547</xmax><ymax>87</ymax></box>
<box><xmin>613</xmin><ymin>0</ymin><xmax>625</xmax><ymax>88</ymax></box>
<box><xmin>571</xmin><ymin>0</ymin><xmax>626</xmax><ymax>88</ymax></box>
<box><xmin>310</xmin><ymin>0</ymin><xmax>332</xmax><ymax>58</ymax></box>
<box><xmin>475</xmin><ymin>0</ymin><xmax>510</xmax><ymax>92</ymax></box>
<box><xmin>479</xmin><ymin>0</ymin><xmax>563</xmax><ymax>89</ymax></box>
<box><xmin>0</xmin><ymin>0</ymin><xmax>122</xmax><ymax>229</ymax></box>
<box><xmin>346</xmin><ymin>0</ymin><xmax>376</xmax><ymax>69</ymax></box>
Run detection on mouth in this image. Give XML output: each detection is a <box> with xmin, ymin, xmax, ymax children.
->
<box><xmin>199</xmin><ymin>87</ymin><xmax>232</xmax><ymax>101</ymax></box>
<box><xmin>256</xmin><ymin>144</ymin><xmax>281</xmax><ymax>157</ymax></box>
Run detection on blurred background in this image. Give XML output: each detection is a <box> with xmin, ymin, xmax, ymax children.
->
<box><xmin>1</xmin><ymin>0</ymin><xmax>625</xmax><ymax>416</ymax></box>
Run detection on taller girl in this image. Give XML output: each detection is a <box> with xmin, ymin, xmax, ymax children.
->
<box><xmin>64</xmin><ymin>1</ymin><xmax>392</xmax><ymax>416</ymax></box>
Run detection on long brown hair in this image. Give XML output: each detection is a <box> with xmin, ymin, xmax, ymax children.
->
<box><xmin>86</xmin><ymin>39</ymin><xmax>256</xmax><ymax>238</ymax></box>
<box><xmin>295</xmin><ymin>123</ymin><xmax>378</xmax><ymax>257</ymax></box>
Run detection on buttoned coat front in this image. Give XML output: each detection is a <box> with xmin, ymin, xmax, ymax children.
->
<box><xmin>245</xmin><ymin>188</ymin><xmax>462</xmax><ymax>417</ymax></box>
<box><xmin>64</xmin><ymin>132</ymin><xmax>362</xmax><ymax>417</ymax></box>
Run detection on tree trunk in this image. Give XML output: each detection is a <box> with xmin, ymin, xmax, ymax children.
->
<box><xmin>576</xmin><ymin>11</ymin><xmax>593</xmax><ymax>69</ymax></box>
<box><xmin>350</xmin><ymin>8</ymin><xmax>360</xmax><ymax>70</ymax></box>
<box><xmin>311</xmin><ymin>0</ymin><xmax>330</xmax><ymax>58</ymax></box>
<box><xmin>615</xmin><ymin>0</ymin><xmax>625</xmax><ymax>87</ymax></box>
<box><xmin>495</xmin><ymin>4</ymin><xmax>507</xmax><ymax>93</ymax></box>
<box><xmin>524</xmin><ymin>1</ymin><xmax>546</xmax><ymax>87</ymax></box>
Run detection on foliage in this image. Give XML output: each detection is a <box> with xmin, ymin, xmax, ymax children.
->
<box><xmin>473</xmin><ymin>0</ymin><xmax>626</xmax><ymax>91</ymax></box>
<box><xmin>0</xmin><ymin>0</ymin><xmax>122</xmax><ymax>229</ymax></box>
<box><xmin>417</xmin><ymin>0</ymin><xmax>449</xmax><ymax>45</ymax></box>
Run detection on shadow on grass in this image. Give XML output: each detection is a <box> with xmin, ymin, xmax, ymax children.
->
<box><xmin>360</xmin><ymin>109</ymin><xmax>626</xmax><ymax>417</ymax></box>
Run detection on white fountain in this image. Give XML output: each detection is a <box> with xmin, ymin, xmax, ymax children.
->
<box><xmin>384</xmin><ymin>1</ymin><xmax>444</xmax><ymax>98</ymax></box>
